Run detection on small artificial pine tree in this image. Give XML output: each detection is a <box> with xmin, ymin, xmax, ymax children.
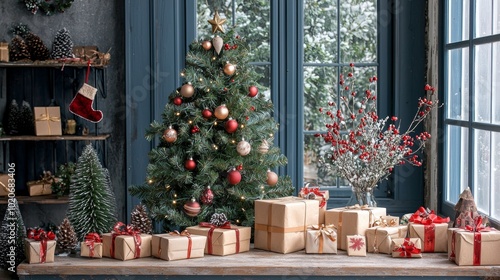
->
<box><xmin>9</xmin><ymin>35</ymin><xmax>30</xmax><ymax>61</ymax></box>
<box><xmin>56</xmin><ymin>217</ymin><xmax>78</xmax><ymax>252</ymax></box>
<box><xmin>67</xmin><ymin>144</ymin><xmax>117</xmax><ymax>240</ymax></box>
<box><xmin>130</xmin><ymin>204</ymin><xmax>153</xmax><ymax>234</ymax></box>
<box><xmin>0</xmin><ymin>198</ymin><xmax>26</xmax><ymax>273</ymax></box>
<box><xmin>5</xmin><ymin>99</ymin><xmax>20</xmax><ymax>135</ymax></box>
<box><xmin>18</xmin><ymin>100</ymin><xmax>35</xmax><ymax>135</ymax></box>
<box><xmin>51</xmin><ymin>28</ymin><xmax>74</xmax><ymax>59</ymax></box>
<box><xmin>129</xmin><ymin>12</ymin><xmax>293</xmax><ymax>230</ymax></box>
<box><xmin>24</xmin><ymin>32</ymin><xmax>50</xmax><ymax>61</ymax></box>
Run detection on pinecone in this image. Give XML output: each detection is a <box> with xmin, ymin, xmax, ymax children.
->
<box><xmin>9</xmin><ymin>36</ymin><xmax>30</xmax><ymax>62</ymax></box>
<box><xmin>5</xmin><ymin>99</ymin><xmax>20</xmax><ymax>135</ymax></box>
<box><xmin>130</xmin><ymin>204</ymin><xmax>153</xmax><ymax>234</ymax></box>
<box><xmin>209</xmin><ymin>213</ymin><xmax>228</xmax><ymax>227</ymax></box>
<box><xmin>25</xmin><ymin>32</ymin><xmax>50</xmax><ymax>61</ymax></box>
<box><xmin>56</xmin><ymin>218</ymin><xmax>78</xmax><ymax>251</ymax></box>
<box><xmin>51</xmin><ymin>28</ymin><xmax>74</xmax><ymax>59</ymax></box>
<box><xmin>18</xmin><ymin>100</ymin><xmax>35</xmax><ymax>135</ymax></box>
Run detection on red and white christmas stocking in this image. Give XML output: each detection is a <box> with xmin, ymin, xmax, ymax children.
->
<box><xmin>69</xmin><ymin>83</ymin><xmax>103</xmax><ymax>123</ymax></box>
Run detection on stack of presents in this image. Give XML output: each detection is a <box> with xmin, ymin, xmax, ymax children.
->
<box><xmin>25</xmin><ymin>186</ymin><xmax>499</xmax><ymax>266</ymax></box>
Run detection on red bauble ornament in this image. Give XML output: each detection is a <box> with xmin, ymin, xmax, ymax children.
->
<box><xmin>266</xmin><ymin>170</ymin><xmax>278</xmax><ymax>186</ymax></box>
<box><xmin>228</xmin><ymin>168</ymin><xmax>241</xmax><ymax>185</ymax></box>
<box><xmin>202</xmin><ymin>108</ymin><xmax>213</xmax><ymax>118</ymax></box>
<box><xmin>191</xmin><ymin>126</ymin><xmax>200</xmax><ymax>134</ymax></box>
<box><xmin>173</xmin><ymin>97</ymin><xmax>183</xmax><ymax>106</ymax></box>
<box><xmin>225</xmin><ymin>118</ymin><xmax>238</xmax><ymax>133</ymax></box>
<box><xmin>248</xmin><ymin>86</ymin><xmax>258</xmax><ymax>97</ymax></box>
<box><xmin>236</xmin><ymin>164</ymin><xmax>243</xmax><ymax>171</ymax></box>
<box><xmin>201</xmin><ymin>186</ymin><xmax>214</xmax><ymax>205</ymax></box>
<box><xmin>185</xmin><ymin>158</ymin><xmax>196</xmax><ymax>170</ymax></box>
<box><xmin>184</xmin><ymin>198</ymin><xmax>201</xmax><ymax>217</ymax></box>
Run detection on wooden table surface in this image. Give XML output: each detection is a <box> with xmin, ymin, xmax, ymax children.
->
<box><xmin>17</xmin><ymin>248</ymin><xmax>500</xmax><ymax>278</ymax></box>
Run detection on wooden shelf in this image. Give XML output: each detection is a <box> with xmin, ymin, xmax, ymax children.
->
<box><xmin>0</xmin><ymin>134</ymin><xmax>110</xmax><ymax>141</ymax></box>
<box><xmin>0</xmin><ymin>195</ymin><xmax>68</xmax><ymax>204</ymax></box>
<box><xmin>0</xmin><ymin>61</ymin><xmax>107</xmax><ymax>69</ymax></box>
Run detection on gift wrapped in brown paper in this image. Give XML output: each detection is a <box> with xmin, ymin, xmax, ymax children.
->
<box><xmin>305</xmin><ymin>224</ymin><xmax>337</xmax><ymax>254</ymax></box>
<box><xmin>447</xmin><ymin>228</ymin><xmax>462</xmax><ymax>261</ymax></box>
<box><xmin>451</xmin><ymin>219</ymin><xmax>500</xmax><ymax>266</ymax></box>
<box><xmin>366</xmin><ymin>225</ymin><xmax>408</xmax><ymax>254</ymax></box>
<box><xmin>25</xmin><ymin>239</ymin><xmax>56</xmax><ymax>264</ymax></box>
<box><xmin>299</xmin><ymin>184</ymin><xmax>329</xmax><ymax>224</ymax></box>
<box><xmin>408</xmin><ymin>222</ymin><xmax>448</xmax><ymax>252</ymax></box>
<box><xmin>391</xmin><ymin>237</ymin><xmax>422</xmax><ymax>258</ymax></box>
<box><xmin>152</xmin><ymin>230</ymin><xmax>206</xmax><ymax>260</ymax></box>
<box><xmin>254</xmin><ymin>197</ymin><xmax>319</xmax><ymax>253</ymax></box>
<box><xmin>81</xmin><ymin>233</ymin><xmax>103</xmax><ymax>258</ymax></box>
<box><xmin>27</xmin><ymin>171</ymin><xmax>58</xmax><ymax>196</ymax></box>
<box><xmin>102</xmin><ymin>222</ymin><xmax>152</xmax><ymax>260</ymax></box>
<box><xmin>0</xmin><ymin>42</ymin><xmax>8</xmax><ymax>62</ymax></box>
<box><xmin>325</xmin><ymin>206</ymin><xmax>386</xmax><ymax>250</ymax></box>
<box><xmin>346</xmin><ymin>235</ymin><xmax>366</xmax><ymax>256</ymax></box>
<box><xmin>186</xmin><ymin>223</ymin><xmax>250</xmax><ymax>256</ymax></box>
<box><xmin>34</xmin><ymin>107</ymin><xmax>62</xmax><ymax>136</ymax></box>
<box><xmin>0</xmin><ymin>173</ymin><xmax>11</xmax><ymax>197</ymax></box>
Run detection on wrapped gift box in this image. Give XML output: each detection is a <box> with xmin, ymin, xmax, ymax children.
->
<box><xmin>408</xmin><ymin>222</ymin><xmax>448</xmax><ymax>252</ymax></box>
<box><xmin>447</xmin><ymin>228</ymin><xmax>461</xmax><ymax>261</ymax></box>
<box><xmin>391</xmin><ymin>238</ymin><xmax>422</xmax><ymax>258</ymax></box>
<box><xmin>102</xmin><ymin>233</ymin><xmax>152</xmax><ymax>260</ymax></box>
<box><xmin>34</xmin><ymin>107</ymin><xmax>62</xmax><ymax>136</ymax></box>
<box><xmin>299</xmin><ymin>186</ymin><xmax>329</xmax><ymax>224</ymax></box>
<box><xmin>325</xmin><ymin>206</ymin><xmax>386</xmax><ymax>250</ymax></box>
<box><xmin>152</xmin><ymin>232</ymin><xmax>206</xmax><ymax>260</ymax></box>
<box><xmin>0</xmin><ymin>42</ymin><xmax>8</xmax><ymax>62</ymax></box>
<box><xmin>81</xmin><ymin>242</ymin><xmax>103</xmax><ymax>258</ymax></box>
<box><xmin>366</xmin><ymin>225</ymin><xmax>408</xmax><ymax>254</ymax></box>
<box><xmin>452</xmin><ymin>229</ymin><xmax>500</xmax><ymax>266</ymax></box>
<box><xmin>254</xmin><ymin>197</ymin><xmax>319</xmax><ymax>253</ymax></box>
<box><xmin>305</xmin><ymin>225</ymin><xmax>337</xmax><ymax>254</ymax></box>
<box><xmin>186</xmin><ymin>224</ymin><xmax>250</xmax><ymax>256</ymax></box>
<box><xmin>0</xmin><ymin>173</ymin><xmax>11</xmax><ymax>197</ymax></box>
<box><xmin>27</xmin><ymin>181</ymin><xmax>52</xmax><ymax>196</ymax></box>
<box><xmin>346</xmin><ymin>235</ymin><xmax>366</xmax><ymax>256</ymax></box>
<box><xmin>24</xmin><ymin>239</ymin><xmax>56</xmax><ymax>264</ymax></box>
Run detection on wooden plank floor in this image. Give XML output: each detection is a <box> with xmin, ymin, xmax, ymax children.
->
<box><xmin>17</xmin><ymin>248</ymin><xmax>500</xmax><ymax>278</ymax></box>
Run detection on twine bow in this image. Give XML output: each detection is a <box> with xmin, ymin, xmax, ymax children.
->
<box><xmin>393</xmin><ymin>238</ymin><xmax>421</xmax><ymax>258</ymax></box>
<box><xmin>373</xmin><ymin>217</ymin><xmax>398</xmax><ymax>227</ymax></box>
<box><xmin>310</xmin><ymin>224</ymin><xmax>336</xmax><ymax>254</ymax></box>
<box><xmin>27</xmin><ymin>228</ymin><xmax>56</xmax><ymax>263</ymax></box>
<box><xmin>84</xmin><ymin>233</ymin><xmax>102</xmax><ymax>258</ymax></box>
<box><xmin>299</xmin><ymin>183</ymin><xmax>327</xmax><ymax>208</ymax></box>
<box><xmin>409</xmin><ymin>207</ymin><xmax>450</xmax><ymax>225</ymax></box>
<box><xmin>111</xmin><ymin>222</ymin><xmax>142</xmax><ymax>259</ymax></box>
<box><xmin>168</xmin><ymin>230</ymin><xmax>193</xmax><ymax>259</ymax></box>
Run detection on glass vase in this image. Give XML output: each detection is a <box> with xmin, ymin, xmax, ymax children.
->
<box><xmin>347</xmin><ymin>186</ymin><xmax>377</xmax><ymax>207</ymax></box>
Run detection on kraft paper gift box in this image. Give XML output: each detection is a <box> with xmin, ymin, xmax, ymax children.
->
<box><xmin>0</xmin><ymin>42</ymin><xmax>8</xmax><ymax>62</ymax></box>
<box><xmin>34</xmin><ymin>107</ymin><xmax>62</xmax><ymax>136</ymax></box>
<box><xmin>80</xmin><ymin>242</ymin><xmax>103</xmax><ymax>258</ymax></box>
<box><xmin>391</xmin><ymin>237</ymin><xmax>422</xmax><ymax>258</ymax></box>
<box><xmin>447</xmin><ymin>228</ymin><xmax>462</xmax><ymax>261</ymax></box>
<box><xmin>25</xmin><ymin>239</ymin><xmax>56</xmax><ymax>264</ymax></box>
<box><xmin>366</xmin><ymin>225</ymin><xmax>408</xmax><ymax>254</ymax></box>
<box><xmin>27</xmin><ymin>181</ymin><xmax>52</xmax><ymax>196</ymax></box>
<box><xmin>305</xmin><ymin>225</ymin><xmax>337</xmax><ymax>254</ymax></box>
<box><xmin>186</xmin><ymin>224</ymin><xmax>250</xmax><ymax>256</ymax></box>
<box><xmin>298</xmin><ymin>186</ymin><xmax>329</xmax><ymax>224</ymax></box>
<box><xmin>0</xmin><ymin>174</ymin><xmax>10</xmax><ymax>196</ymax></box>
<box><xmin>325</xmin><ymin>206</ymin><xmax>386</xmax><ymax>250</ymax></box>
<box><xmin>408</xmin><ymin>222</ymin><xmax>448</xmax><ymax>252</ymax></box>
<box><xmin>152</xmin><ymin>232</ymin><xmax>206</xmax><ymax>260</ymax></box>
<box><xmin>102</xmin><ymin>233</ymin><xmax>152</xmax><ymax>260</ymax></box>
<box><xmin>452</xmin><ymin>229</ymin><xmax>500</xmax><ymax>266</ymax></box>
<box><xmin>346</xmin><ymin>235</ymin><xmax>366</xmax><ymax>256</ymax></box>
<box><xmin>254</xmin><ymin>197</ymin><xmax>319</xmax><ymax>253</ymax></box>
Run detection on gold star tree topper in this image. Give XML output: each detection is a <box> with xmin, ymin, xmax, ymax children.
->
<box><xmin>208</xmin><ymin>11</ymin><xmax>226</xmax><ymax>33</ymax></box>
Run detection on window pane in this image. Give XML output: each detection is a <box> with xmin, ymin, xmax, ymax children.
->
<box><xmin>474</xmin><ymin>43</ymin><xmax>492</xmax><ymax>123</ymax></box>
<box><xmin>492</xmin><ymin>132</ymin><xmax>500</xmax><ymax>219</ymax></box>
<box><xmin>304</xmin><ymin>0</ymin><xmax>338</xmax><ymax>63</ymax></box>
<box><xmin>340</xmin><ymin>0</ymin><xmax>377</xmax><ymax>63</ymax></box>
<box><xmin>445</xmin><ymin>125</ymin><xmax>469</xmax><ymax>203</ymax></box>
<box><xmin>493</xmin><ymin>42</ymin><xmax>500</xmax><ymax>123</ymax></box>
<box><xmin>474</xmin><ymin>129</ymin><xmax>491</xmax><ymax>214</ymax></box>
<box><xmin>495</xmin><ymin>0</ymin><xmax>500</xmax><ymax>35</ymax></box>
<box><xmin>252</xmin><ymin>65</ymin><xmax>271</xmax><ymax>100</ymax></box>
<box><xmin>304</xmin><ymin>134</ymin><xmax>336</xmax><ymax>187</ymax></box>
<box><xmin>303</xmin><ymin>67</ymin><xmax>338</xmax><ymax>131</ymax></box>
<box><xmin>447</xmin><ymin>0</ymin><xmax>470</xmax><ymax>43</ymax></box>
<box><xmin>475</xmin><ymin>0</ymin><xmax>493</xmax><ymax>38</ymax></box>
<box><xmin>447</xmin><ymin>48</ymin><xmax>469</xmax><ymax>120</ymax></box>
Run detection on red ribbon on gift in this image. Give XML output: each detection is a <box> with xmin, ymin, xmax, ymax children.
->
<box><xmin>27</xmin><ymin>228</ymin><xmax>56</xmax><ymax>263</ymax></box>
<box><xmin>464</xmin><ymin>216</ymin><xmax>494</xmax><ymax>266</ymax></box>
<box><xmin>84</xmin><ymin>233</ymin><xmax>102</xmax><ymax>258</ymax></box>
<box><xmin>111</xmin><ymin>222</ymin><xmax>142</xmax><ymax>259</ymax></box>
<box><xmin>394</xmin><ymin>238</ymin><xmax>421</xmax><ymax>258</ymax></box>
<box><xmin>299</xmin><ymin>185</ymin><xmax>326</xmax><ymax>208</ymax></box>
<box><xmin>409</xmin><ymin>207</ymin><xmax>450</xmax><ymax>225</ymax></box>
<box><xmin>199</xmin><ymin>221</ymin><xmax>239</xmax><ymax>255</ymax></box>
<box><xmin>169</xmin><ymin>230</ymin><xmax>192</xmax><ymax>259</ymax></box>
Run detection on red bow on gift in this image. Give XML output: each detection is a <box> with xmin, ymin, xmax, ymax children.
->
<box><xmin>199</xmin><ymin>221</ymin><xmax>239</xmax><ymax>254</ymax></box>
<box><xmin>84</xmin><ymin>233</ymin><xmax>102</xmax><ymax>258</ymax></box>
<box><xmin>27</xmin><ymin>228</ymin><xmax>56</xmax><ymax>263</ymax></box>
<box><xmin>300</xmin><ymin>184</ymin><xmax>327</xmax><ymax>208</ymax></box>
<box><xmin>409</xmin><ymin>207</ymin><xmax>450</xmax><ymax>225</ymax></box>
<box><xmin>394</xmin><ymin>238</ymin><xmax>421</xmax><ymax>258</ymax></box>
<box><xmin>111</xmin><ymin>222</ymin><xmax>142</xmax><ymax>259</ymax></box>
<box><xmin>465</xmin><ymin>216</ymin><xmax>492</xmax><ymax>233</ymax></box>
<box><xmin>463</xmin><ymin>216</ymin><xmax>495</xmax><ymax>266</ymax></box>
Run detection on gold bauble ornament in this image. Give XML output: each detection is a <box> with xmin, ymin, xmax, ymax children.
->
<box><xmin>163</xmin><ymin>126</ymin><xmax>178</xmax><ymax>143</ymax></box>
<box><xmin>180</xmin><ymin>83</ymin><xmax>194</xmax><ymax>98</ymax></box>
<box><xmin>266</xmin><ymin>169</ymin><xmax>278</xmax><ymax>186</ymax></box>
<box><xmin>214</xmin><ymin>104</ymin><xmax>229</xmax><ymax>120</ymax></box>
<box><xmin>224</xmin><ymin>62</ymin><xmax>236</xmax><ymax>76</ymax></box>
<box><xmin>258</xmin><ymin>139</ymin><xmax>270</xmax><ymax>154</ymax></box>
<box><xmin>202</xmin><ymin>40</ymin><xmax>212</xmax><ymax>51</ymax></box>
<box><xmin>207</xmin><ymin>11</ymin><xmax>226</xmax><ymax>33</ymax></box>
<box><xmin>237</xmin><ymin>139</ymin><xmax>251</xmax><ymax>156</ymax></box>
<box><xmin>212</xmin><ymin>35</ymin><xmax>223</xmax><ymax>55</ymax></box>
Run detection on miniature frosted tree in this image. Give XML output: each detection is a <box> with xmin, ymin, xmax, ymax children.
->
<box><xmin>0</xmin><ymin>198</ymin><xmax>26</xmax><ymax>272</ymax></box>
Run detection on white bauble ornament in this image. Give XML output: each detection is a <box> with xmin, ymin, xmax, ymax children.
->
<box><xmin>237</xmin><ymin>139</ymin><xmax>251</xmax><ymax>156</ymax></box>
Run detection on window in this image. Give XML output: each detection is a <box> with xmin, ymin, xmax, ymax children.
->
<box><xmin>443</xmin><ymin>0</ymin><xmax>500</xmax><ymax>222</ymax></box>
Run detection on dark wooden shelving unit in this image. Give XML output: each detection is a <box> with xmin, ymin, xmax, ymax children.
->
<box><xmin>0</xmin><ymin>195</ymin><xmax>68</xmax><ymax>204</ymax></box>
<box><xmin>0</xmin><ymin>134</ymin><xmax>110</xmax><ymax>141</ymax></box>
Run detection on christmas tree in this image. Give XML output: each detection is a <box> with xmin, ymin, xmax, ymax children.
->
<box><xmin>67</xmin><ymin>144</ymin><xmax>117</xmax><ymax>240</ymax></box>
<box><xmin>56</xmin><ymin>217</ymin><xmax>78</xmax><ymax>252</ymax></box>
<box><xmin>0</xmin><ymin>198</ymin><xmax>26</xmax><ymax>273</ymax></box>
<box><xmin>129</xmin><ymin>12</ymin><xmax>293</xmax><ymax>230</ymax></box>
<box><xmin>24</xmin><ymin>32</ymin><xmax>50</xmax><ymax>61</ymax></box>
<box><xmin>130</xmin><ymin>204</ymin><xmax>153</xmax><ymax>234</ymax></box>
<box><xmin>18</xmin><ymin>100</ymin><xmax>35</xmax><ymax>135</ymax></box>
<box><xmin>9</xmin><ymin>35</ymin><xmax>30</xmax><ymax>61</ymax></box>
<box><xmin>51</xmin><ymin>28</ymin><xmax>73</xmax><ymax>59</ymax></box>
